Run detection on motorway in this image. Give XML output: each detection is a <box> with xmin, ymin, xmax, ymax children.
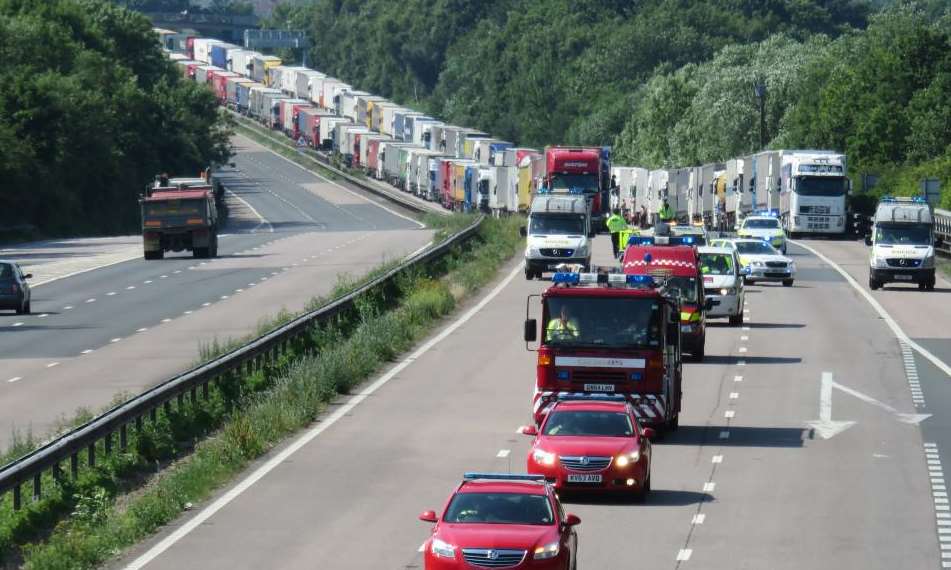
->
<box><xmin>0</xmin><ymin>134</ymin><xmax>433</xmax><ymax>449</ymax></box>
<box><xmin>116</xmin><ymin>234</ymin><xmax>950</xmax><ymax>569</ymax></box>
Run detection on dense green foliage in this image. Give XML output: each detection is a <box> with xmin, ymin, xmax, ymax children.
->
<box><xmin>271</xmin><ymin>0</ymin><xmax>950</xmax><ymax>204</ymax></box>
<box><xmin>0</xmin><ymin>0</ymin><xmax>231</xmax><ymax>237</ymax></box>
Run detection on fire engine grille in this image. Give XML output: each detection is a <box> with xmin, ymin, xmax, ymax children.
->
<box><xmin>571</xmin><ymin>370</ymin><xmax>628</xmax><ymax>383</ymax></box>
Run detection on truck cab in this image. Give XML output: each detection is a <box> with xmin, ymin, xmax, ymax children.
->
<box><xmin>545</xmin><ymin>147</ymin><xmax>604</xmax><ymax>226</ymax></box>
<box><xmin>522</xmin><ymin>196</ymin><xmax>593</xmax><ymax>280</ymax></box>
<box><xmin>867</xmin><ymin>196</ymin><xmax>937</xmax><ymax>291</ymax></box>
<box><xmin>621</xmin><ymin>236</ymin><xmax>710</xmax><ymax>360</ymax></box>
<box><xmin>524</xmin><ymin>272</ymin><xmax>683</xmax><ymax>431</ymax></box>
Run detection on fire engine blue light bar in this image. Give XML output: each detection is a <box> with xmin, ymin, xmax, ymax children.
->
<box><xmin>626</xmin><ymin>274</ymin><xmax>655</xmax><ymax>285</ymax></box>
<box><xmin>551</xmin><ymin>272</ymin><xmax>581</xmax><ymax>284</ymax></box>
<box><xmin>627</xmin><ymin>236</ymin><xmax>696</xmax><ymax>246</ymax></box>
<box><xmin>463</xmin><ymin>473</ymin><xmax>548</xmax><ymax>482</ymax></box>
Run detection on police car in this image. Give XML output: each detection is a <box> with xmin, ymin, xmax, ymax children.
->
<box><xmin>697</xmin><ymin>246</ymin><xmax>745</xmax><ymax>325</ymax></box>
<box><xmin>709</xmin><ymin>238</ymin><xmax>796</xmax><ymax>287</ymax></box>
<box><xmin>738</xmin><ymin>211</ymin><xmax>786</xmax><ymax>254</ymax></box>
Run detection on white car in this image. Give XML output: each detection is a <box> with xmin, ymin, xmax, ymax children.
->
<box><xmin>698</xmin><ymin>246</ymin><xmax>745</xmax><ymax>325</ymax></box>
<box><xmin>710</xmin><ymin>238</ymin><xmax>796</xmax><ymax>287</ymax></box>
<box><xmin>737</xmin><ymin>215</ymin><xmax>786</xmax><ymax>254</ymax></box>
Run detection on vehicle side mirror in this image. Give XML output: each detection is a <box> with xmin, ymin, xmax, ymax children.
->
<box><xmin>703</xmin><ymin>298</ymin><xmax>714</xmax><ymax>311</ymax></box>
<box><xmin>24</xmin><ymin>274</ymin><xmax>32</xmax><ymax>279</ymax></box>
<box><xmin>520</xmin><ymin>425</ymin><xmax>538</xmax><ymax>436</ymax></box>
<box><xmin>642</xmin><ymin>427</ymin><xmax>657</xmax><ymax>441</ymax></box>
<box><xmin>519</xmin><ymin>226</ymin><xmax>527</xmax><ymax>237</ymax></box>
<box><xmin>419</xmin><ymin>510</ymin><xmax>438</xmax><ymax>523</ymax></box>
<box><xmin>564</xmin><ymin>513</ymin><xmax>581</xmax><ymax>527</ymax></box>
<box><xmin>864</xmin><ymin>235</ymin><xmax>873</xmax><ymax>246</ymax></box>
<box><xmin>524</xmin><ymin>319</ymin><xmax>537</xmax><ymax>342</ymax></box>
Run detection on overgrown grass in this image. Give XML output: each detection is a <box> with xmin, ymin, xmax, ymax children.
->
<box><xmin>938</xmin><ymin>257</ymin><xmax>951</xmax><ymax>280</ymax></box>
<box><xmin>2</xmin><ymin>216</ymin><xmax>523</xmax><ymax>569</ymax></box>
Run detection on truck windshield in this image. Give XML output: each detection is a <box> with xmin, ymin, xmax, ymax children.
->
<box><xmin>530</xmin><ymin>216</ymin><xmax>584</xmax><ymax>236</ymax></box>
<box><xmin>795</xmin><ymin>177</ymin><xmax>846</xmax><ymax>197</ymax></box>
<box><xmin>876</xmin><ymin>223</ymin><xmax>931</xmax><ymax>246</ymax></box>
<box><xmin>544</xmin><ymin>297</ymin><xmax>661</xmax><ymax>348</ymax></box>
<box><xmin>550</xmin><ymin>174</ymin><xmax>598</xmax><ymax>194</ymax></box>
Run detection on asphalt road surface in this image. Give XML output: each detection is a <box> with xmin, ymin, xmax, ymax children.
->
<box><xmin>0</xmin><ymin>134</ymin><xmax>432</xmax><ymax>448</ymax></box>
<box><xmin>116</xmin><ymin>234</ymin><xmax>945</xmax><ymax>570</ymax></box>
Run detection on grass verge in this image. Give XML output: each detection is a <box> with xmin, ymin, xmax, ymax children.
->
<box><xmin>939</xmin><ymin>257</ymin><xmax>951</xmax><ymax>280</ymax></box>
<box><xmin>2</xmin><ymin>216</ymin><xmax>523</xmax><ymax>569</ymax></box>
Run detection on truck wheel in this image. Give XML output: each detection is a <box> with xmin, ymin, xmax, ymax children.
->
<box><xmin>869</xmin><ymin>277</ymin><xmax>880</xmax><ymax>290</ymax></box>
<box><xmin>22</xmin><ymin>301</ymin><xmax>30</xmax><ymax>315</ymax></box>
<box><xmin>782</xmin><ymin>279</ymin><xmax>794</xmax><ymax>287</ymax></box>
<box><xmin>743</xmin><ymin>277</ymin><xmax>753</xmax><ymax>286</ymax></box>
<box><xmin>667</xmin><ymin>415</ymin><xmax>679</xmax><ymax>431</ymax></box>
<box><xmin>692</xmin><ymin>345</ymin><xmax>705</xmax><ymax>362</ymax></box>
<box><xmin>927</xmin><ymin>279</ymin><xmax>936</xmax><ymax>291</ymax></box>
<box><xmin>524</xmin><ymin>266</ymin><xmax>534</xmax><ymax>280</ymax></box>
<box><xmin>729</xmin><ymin>312</ymin><xmax>743</xmax><ymax>326</ymax></box>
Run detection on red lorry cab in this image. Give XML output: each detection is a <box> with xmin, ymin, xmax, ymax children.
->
<box><xmin>525</xmin><ymin>272</ymin><xmax>683</xmax><ymax>430</ymax></box>
<box><xmin>622</xmin><ymin>242</ymin><xmax>708</xmax><ymax>360</ymax></box>
<box><xmin>545</xmin><ymin>147</ymin><xmax>603</xmax><ymax>220</ymax></box>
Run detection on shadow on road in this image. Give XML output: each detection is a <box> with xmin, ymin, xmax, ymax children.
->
<box><xmin>563</xmin><ymin>489</ymin><xmax>713</xmax><ymax>507</ymax></box>
<box><xmin>698</xmin><ymin>355</ymin><xmax>802</xmax><ymax>365</ymax></box>
<box><xmin>663</xmin><ymin>425</ymin><xmax>804</xmax><ymax>448</ymax></box>
<box><xmin>744</xmin><ymin>322</ymin><xmax>806</xmax><ymax>329</ymax></box>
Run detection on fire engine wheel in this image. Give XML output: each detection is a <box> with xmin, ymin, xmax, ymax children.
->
<box><xmin>729</xmin><ymin>312</ymin><xmax>744</xmax><ymax>326</ymax></box>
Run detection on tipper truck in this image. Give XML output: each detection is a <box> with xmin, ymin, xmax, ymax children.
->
<box><xmin>140</xmin><ymin>174</ymin><xmax>219</xmax><ymax>260</ymax></box>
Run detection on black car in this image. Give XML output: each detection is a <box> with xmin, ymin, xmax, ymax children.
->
<box><xmin>0</xmin><ymin>261</ymin><xmax>32</xmax><ymax>314</ymax></box>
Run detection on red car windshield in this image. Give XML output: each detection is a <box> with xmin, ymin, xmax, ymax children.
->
<box><xmin>543</xmin><ymin>411</ymin><xmax>634</xmax><ymax>437</ymax></box>
<box><xmin>444</xmin><ymin>493</ymin><xmax>554</xmax><ymax>525</ymax></box>
<box><xmin>544</xmin><ymin>297</ymin><xmax>661</xmax><ymax>349</ymax></box>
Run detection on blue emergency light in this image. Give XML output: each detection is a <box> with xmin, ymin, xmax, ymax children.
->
<box><xmin>754</xmin><ymin>209</ymin><xmax>780</xmax><ymax>217</ymax></box>
<box><xmin>555</xmin><ymin>394</ymin><xmax>627</xmax><ymax>402</ymax></box>
<box><xmin>551</xmin><ymin>272</ymin><xmax>656</xmax><ymax>287</ymax></box>
<box><xmin>551</xmin><ymin>272</ymin><xmax>581</xmax><ymax>284</ymax></box>
<box><xmin>463</xmin><ymin>473</ymin><xmax>548</xmax><ymax>482</ymax></box>
<box><xmin>627</xmin><ymin>235</ymin><xmax>696</xmax><ymax>247</ymax></box>
<box><xmin>626</xmin><ymin>274</ymin><xmax>655</xmax><ymax>285</ymax></box>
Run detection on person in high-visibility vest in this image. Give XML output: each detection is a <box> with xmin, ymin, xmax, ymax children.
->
<box><xmin>605</xmin><ymin>208</ymin><xmax>629</xmax><ymax>259</ymax></box>
<box><xmin>658</xmin><ymin>199</ymin><xmax>675</xmax><ymax>222</ymax></box>
<box><xmin>546</xmin><ymin>305</ymin><xmax>580</xmax><ymax>342</ymax></box>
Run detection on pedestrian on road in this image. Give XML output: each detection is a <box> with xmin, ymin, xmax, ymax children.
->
<box><xmin>606</xmin><ymin>208</ymin><xmax>629</xmax><ymax>259</ymax></box>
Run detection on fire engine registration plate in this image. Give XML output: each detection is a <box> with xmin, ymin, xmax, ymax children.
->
<box><xmin>567</xmin><ymin>474</ymin><xmax>602</xmax><ymax>483</ymax></box>
<box><xmin>895</xmin><ymin>274</ymin><xmax>913</xmax><ymax>280</ymax></box>
<box><xmin>584</xmin><ymin>384</ymin><xmax>615</xmax><ymax>392</ymax></box>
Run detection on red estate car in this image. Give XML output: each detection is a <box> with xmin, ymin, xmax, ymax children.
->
<box><xmin>419</xmin><ymin>473</ymin><xmax>580</xmax><ymax>569</ymax></box>
<box><xmin>523</xmin><ymin>396</ymin><xmax>654</xmax><ymax>501</ymax></box>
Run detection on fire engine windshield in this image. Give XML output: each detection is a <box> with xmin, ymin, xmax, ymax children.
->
<box><xmin>544</xmin><ymin>297</ymin><xmax>661</xmax><ymax>348</ymax></box>
<box><xmin>550</xmin><ymin>174</ymin><xmax>598</xmax><ymax>194</ymax></box>
<box><xmin>795</xmin><ymin>176</ymin><xmax>847</xmax><ymax>197</ymax></box>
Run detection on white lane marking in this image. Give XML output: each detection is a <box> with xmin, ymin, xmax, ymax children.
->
<box><xmin>122</xmin><ymin>261</ymin><xmax>526</xmax><ymax>570</ymax></box>
<box><xmin>808</xmin><ymin>372</ymin><xmax>856</xmax><ymax>440</ymax></box>
<box><xmin>734</xmin><ymin>375</ymin><xmax>743</xmax><ymax>382</ymax></box>
<box><xmin>226</xmin><ymin>189</ymin><xmax>274</xmax><ymax>233</ymax></box>
<box><xmin>63</xmin><ymin>306</ymin><xmax>73</xmax><ymax>310</ymax></box>
<box><xmin>161</xmin><ymin>318</ymin><xmax>172</xmax><ymax>324</ymax></box>
<box><xmin>202</xmin><ymin>302</ymin><xmax>211</xmax><ymax>307</ymax></box>
<box><xmin>719</xmin><ymin>431</ymin><xmax>730</xmax><ymax>439</ymax></box>
<box><xmin>738</xmin><ymin>347</ymin><xmax>748</xmax><ymax>353</ymax></box>
<box><xmin>174</xmin><ymin>270</ymin><xmax>182</xmax><ymax>274</ymax></box>
<box><xmin>724</xmin><ymin>410</ymin><xmax>735</xmax><ymax>418</ymax></box>
<box><xmin>235</xmin><ymin>289</ymin><xmax>244</xmax><ymax>293</ymax></box>
<box><xmin>183</xmin><ymin>311</ymin><xmax>193</xmax><ymax>315</ymax></box>
<box><xmin>729</xmin><ymin>392</ymin><xmax>739</xmax><ymax>399</ymax></box>
<box><xmin>691</xmin><ymin>514</ymin><xmax>706</xmax><ymax>525</ymax></box>
<box><xmin>792</xmin><ymin>239</ymin><xmax>951</xmax><ymax>377</ymax></box>
<box><xmin>81</xmin><ymin>349</ymin><xmax>93</xmax><ymax>355</ymax></box>
<box><xmin>703</xmin><ymin>482</ymin><xmax>716</xmax><ymax>492</ymax></box>
<box><xmin>418</xmin><ymin>542</ymin><xmax>426</xmax><ymax>553</ymax></box>
<box><xmin>137</xmin><ymin>328</ymin><xmax>148</xmax><ymax>333</ymax></box>
<box><xmin>127</xmin><ymin>286</ymin><xmax>136</xmax><ymax>290</ymax></box>
<box><xmin>46</xmin><ymin>362</ymin><xmax>59</xmax><ymax>368</ymax></box>
<box><xmin>220</xmin><ymin>295</ymin><xmax>229</xmax><ymax>300</ymax></box>
<box><xmin>740</xmin><ymin>335</ymin><xmax>749</xmax><ymax>341</ymax></box>
<box><xmin>712</xmin><ymin>455</ymin><xmax>723</xmax><ymax>464</ymax></box>
<box><xmin>12</xmin><ymin>322</ymin><xmax>23</xmax><ymax>327</ymax></box>
<box><xmin>496</xmin><ymin>449</ymin><xmax>510</xmax><ymax>458</ymax></box>
<box><xmin>676</xmin><ymin>549</ymin><xmax>692</xmax><ymax>561</ymax></box>
<box><xmin>38</xmin><ymin>313</ymin><xmax>49</xmax><ymax>318</ymax></box>
<box><xmin>742</xmin><ymin>326</ymin><xmax>750</xmax><ymax>331</ymax></box>
<box><xmin>8</xmin><ymin>377</ymin><xmax>22</xmax><ymax>383</ymax></box>
<box><xmin>107</xmin><ymin>291</ymin><xmax>117</xmax><ymax>296</ymax></box>
<box><xmin>111</xmin><ymin>338</ymin><xmax>121</xmax><ymax>343</ymax></box>
<box><xmin>832</xmin><ymin>379</ymin><xmax>931</xmax><ymax>424</ymax></box>
<box><xmin>86</xmin><ymin>298</ymin><xmax>96</xmax><ymax>303</ymax></box>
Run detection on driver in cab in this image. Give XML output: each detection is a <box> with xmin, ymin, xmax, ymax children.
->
<box><xmin>547</xmin><ymin>305</ymin><xmax>580</xmax><ymax>342</ymax></box>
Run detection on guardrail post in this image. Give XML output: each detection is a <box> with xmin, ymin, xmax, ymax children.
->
<box><xmin>202</xmin><ymin>381</ymin><xmax>210</xmax><ymax>400</ymax></box>
<box><xmin>71</xmin><ymin>453</ymin><xmax>79</xmax><ymax>479</ymax></box>
<box><xmin>88</xmin><ymin>443</ymin><xmax>96</xmax><ymax>468</ymax></box>
<box><xmin>191</xmin><ymin>386</ymin><xmax>198</xmax><ymax>403</ymax></box>
<box><xmin>163</xmin><ymin>400</ymin><xmax>172</xmax><ymax>416</ymax></box>
<box><xmin>136</xmin><ymin>415</ymin><xmax>144</xmax><ymax>432</ymax></box>
<box><xmin>104</xmin><ymin>432</ymin><xmax>113</xmax><ymax>455</ymax></box>
<box><xmin>177</xmin><ymin>392</ymin><xmax>185</xmax><ymax>407</ymax></box>
<box><xmin>120</xmin><ymin>424</ymin><xmax>128</xmax><ymax>451</ymax></box>
<box><xmin>13</xmin><ymin>484</ymin><xmax>20</xmax><ymax>510</ymax></box>
<box><xmin>32</xmin><ymin>472</ymin><xmax>41</xmax><ymax>501</ymax></box>
<box><xmin>150</xmin><ymin>407</ymin><xmax>157</xmax><ymax>423</ymax></box>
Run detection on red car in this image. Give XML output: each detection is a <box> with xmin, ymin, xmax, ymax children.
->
<box><xmin>523</xmin><ymin>396</ymin><xmax>654</xmax><ymax>501</ymax></box>
<box><xmin>419</xmin><ymin>473</ymin><xmax>580</xmax><ymax>569</ymax></box>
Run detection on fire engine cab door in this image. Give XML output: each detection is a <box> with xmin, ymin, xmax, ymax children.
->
<box><xmin>664</xmin><ymin>304</ymin><xmax>681</xmax><ymax>417</ymax></box>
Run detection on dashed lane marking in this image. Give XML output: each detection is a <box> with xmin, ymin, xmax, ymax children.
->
<box><xmin>496</xmin><ymin>449</ymin><xmax>510</xmax><ymax>458</ymax></box>
<box><xmin>691</xmin><ymin>514</ymin><xmax>705</xmax><ymax>525</ymax></box>
<box><xmin>111</xmin><ymin>338</ymin><xmax>121</xmax><ymax>343</ymax></box>
<box><xmin>712</xmin><ymin>455</ymin><xmax>723</xmax><ymax>464</ymax></box>
<box><xmin>81</xmin><ymin>349</ymin><xmax>93</xmax><ymax>354</ymax></box>
<box><xmin>161</xmin><ymin>319</ymin><xmax>172</xmax><ymax>323</ymax></box>
<box><xmin>729</xmin><ymin>392</ymin><xmax>739</xmax><ymax>399</ymax></box>
<box><xmin>137</xmin><ymin>328</ymin><xmax>148</xmax><ymax>333</ymax></box>
<box><xmin>702</xmin><ymin>482</ymin><xmax>716</xmax><ymax>492</ymax></box>
<box><xmin>7</xmin><ymin>377</ymin><xmax>21</xmax><ymax>383</ymax></box>
<box><xmin>46</xmin><ymin>362</ymin><xmax>59</xmax><ymax>368</ymax></box>
<box><xmin>107</xmin><ymin>291</ymin><xmax>117</xmax><ymax>296</ymax></box>
<box><xmin>734</xmin><ymin>376</ymin><xmax>743</xmax><ymax>382</ymax></box>
<box><xmin>724</xmin><ymin>410</ymin><xmax>735</xmax><ymax>418</ymax></box>
<box><xmin>12</xmin><ymin>322</ymin><xmax>23</xmax><ymax>327</ymax></box>
<box><xmin>122</xmin><ymin>261</ymin><xmax>526</xmax><ymax>570</ymax></box>
<box><xmin>676</xmin><ymin>549</ymin><xmax>693</xmax><ymax>562</ymax></box>
<box><xmin>86</xmin><ymin>298</ymin><xmax>96</xmax><ymax>303</ymax></box>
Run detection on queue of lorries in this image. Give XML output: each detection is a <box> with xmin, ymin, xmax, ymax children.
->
<box><xmin>153</xmin><ymin>28</ymin><xmax>944</xmax><ymax>569</ymax></box>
